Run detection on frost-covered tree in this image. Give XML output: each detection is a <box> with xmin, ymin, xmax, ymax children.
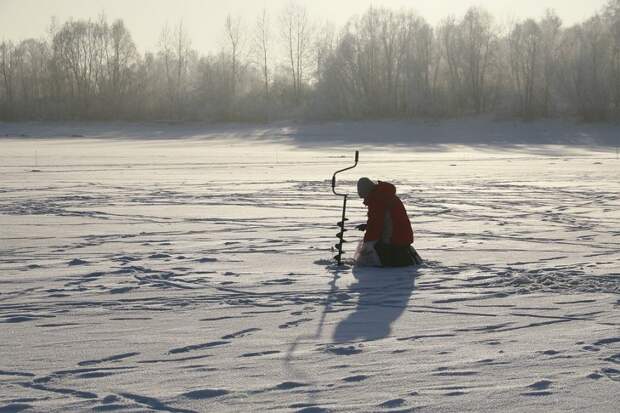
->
<box><xmin>254</xmin><ymin>9</ymin><xmax>271</xmax><ymax>100</ymax></box>
<box><xmin>0</xmin><ymin>41</ymin><xmax>17</xmax><ymax>118</ymax></box>
<box><xmin>509</xmin><ymin>19</ymin><xmax>542</xmax><ymax>118</ymax></box>
<box><xmin>1</xmin><ymin>4</ymin><xmax>619</xmax><ymax>122</ymax></box>
<box><xmin>280</xmin><ymin>1</ymin><xmax>313</xmax><ymax>103</ymax></box>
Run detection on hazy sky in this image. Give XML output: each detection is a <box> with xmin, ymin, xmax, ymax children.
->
<box><xmin>0</xmin><ymin>0</ymin><xmax>608</xmax><ymax>53</ymax></box>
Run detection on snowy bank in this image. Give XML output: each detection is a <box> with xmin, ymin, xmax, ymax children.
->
<box><xmin>1</xmin><ymin>118</ymin><xmax>619</xmax><ymax>148</ymax></box>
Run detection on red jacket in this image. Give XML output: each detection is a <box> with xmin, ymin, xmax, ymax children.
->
<box><xmin>363</xmin><ymin>181</ymin><xmax>414</xmax><ymax>245</ymax></box>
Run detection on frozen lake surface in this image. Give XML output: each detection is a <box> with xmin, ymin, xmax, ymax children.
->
<box><xmin>1</xmin><ymin>122</ymin><xmax>619</xmax><ymax>412</ymax></box>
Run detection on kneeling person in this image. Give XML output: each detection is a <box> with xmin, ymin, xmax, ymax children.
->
<box><xmin>356</xmin><ymin>177</ymin><xmax>422</xmax><ymax>267</ymax></box>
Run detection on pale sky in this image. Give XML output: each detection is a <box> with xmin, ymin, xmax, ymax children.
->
<box><xmin>0</xmin><ymin>0</ymin><xmax>608</xmax><ymax>53</ymax></box>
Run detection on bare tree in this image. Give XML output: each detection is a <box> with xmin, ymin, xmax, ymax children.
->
<box><xmin>313</xmin><ymin>20</ymin><xmax>335</xmax><ymax>85</ymax></box>
<box><xmin>51</xmin><ymin>19</ymin><xmax>108</xmax><ymax>116</ymax></box>
<box><xmin>557</xmin><ymin>15</ymin><xmax>612</xmax><ymax>120</ymax></box>
<box><xmin>438</xmin><ymin>16</ymin><xmax>466</xmax><ymax>114</ymax></box>
<box><xmin>539</xmin><ymin>11</ymin><xmax>562</xmax><ymax>116</ymax></box>
<box><xmin>158</xmin><ymin>21</ymin><xmax>191</xmax><ymax>118</ymax></box>
<box><xmin>460</xmin><ymin>7</ymin><xmax>496</xmax><ymax>114</ymax></box>
<box><xmin>280</xmin><ymin>1</ymin><xmax>313</xmax><ymax>103</ymax></box>
<box><xmin>509</xmin><ymin>19</ymin><xmax>542</xmax><ymax>117</ymax></box>
<box><xmin>399</xmin><ymin>13</ymin><xmax>434</xmax><ymax>115</ymax></box>
<box><xmin>254</xmin><ymin>9</ymin><xmax>271</xmax><ymax>99</ymax></box>
<box><xmin>604</xmin><ymin>0</ymin><xmax>620</xmax><ymax>115</ymax></box>
<box><xmin>225</xmin><ymin>14</ymin><xmax>243</xmax><ymax>100</ymax></box>
<box><xmin>13</xmin><ymin>39</ymin><xmax>51</xmax><ymax>118</ymax></box>
<box><xmin>158</xmin><ymin>23</ymin><xmax>174</xmax><ymax>112</ymax></box>
<box><xmin>0</xmin><ymin>41</ymin><xmax>16</xmax><ymax>117</ymax></box>
<box><xmin>106</xmin><ymin>20</ymin><xmax>138</xmax><ymax>115</ymax></box>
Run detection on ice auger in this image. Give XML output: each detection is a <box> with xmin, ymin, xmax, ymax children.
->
<box><xmin>331</xmin><ymin>151</ymin><xmax>359</xmax><ymax>266</ymax></box>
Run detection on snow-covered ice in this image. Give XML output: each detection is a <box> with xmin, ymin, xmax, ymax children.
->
<box><xmin>0</xmin><ymin>121</ymin><xmax>619</xmax><ymax>412</ymax></box>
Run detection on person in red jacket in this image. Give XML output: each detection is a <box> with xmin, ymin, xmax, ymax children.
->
<box><xmin>356</xmin><ymin>177</ymin><xmax>422</xmax><ymax>267</ymax></box>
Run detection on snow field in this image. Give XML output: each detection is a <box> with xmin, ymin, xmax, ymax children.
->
<box><xmin>0</xmin><ymin>123</ymin><xmax>619</xmax><ymax>412</ymax></box>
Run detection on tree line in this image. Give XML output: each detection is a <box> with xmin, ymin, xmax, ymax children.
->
<box><xmin>2</xmin><ymin>1</ymin><xmax>620</xmax><ymax>122</ymax></box>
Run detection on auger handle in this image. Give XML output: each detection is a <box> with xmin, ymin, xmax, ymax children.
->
<box><xmin>332</xmin><ymin>151</ymin><xmax>359</xmax><ymax>196</ymax></box>
<box><xmin>331</xmin><ymin>151</ymin><xmax>359</xmax><ymax>266</ymax></box>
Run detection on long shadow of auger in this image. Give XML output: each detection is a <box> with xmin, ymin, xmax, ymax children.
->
<box><xmin>281</xmin><ymin>264</ymin><xmax>345</xmax><ymax>410</ymax></box>
<box><xmin>284</xmin><ymin>151</ymin><xmax>360</xmax><ymax>370</ymax></box>
<box><xmin>282</xmin><ymin>151</ymin><xmax>361</xmax><ymax>409</ymax></box>
<box><xmin>283</xmin><ymin>262</ymin><xmax>349</xmax><ymax>379</ymax></box>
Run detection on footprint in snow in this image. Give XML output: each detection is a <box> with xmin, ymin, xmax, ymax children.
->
<box><xmin>221</xmin><ymin>328</ymin><xmax>261</xmax><ymax>340</ymax></box>
<box><xmin>295</xmin><ymin>407</ymin><xmax>328</xmax><ymax>413</ymax></box>
<box><xmin>115</xmin><ymin>256</ymin><xmax>140</xmax><ymax>263</ymax></box>
<box><xmin>1</xmin><ymin>316</ymin><xmax>39</xmax><ymax>323</ymax></box>
<box><xmin>168</xmin><ymin>341</ymin><xmax>230</xmax><ymax>354</ymax></box>
<box><xmin>148</xmin><ymin>253</ymin><xmax>170</xmax><ymax>259</ymax></box>
<box><xmin>274</xmin><ymin>381</ymin><xmax>308</xmax><ymax>390</ymax></box>
<box><xmin>433</xmin><ymin>370</ymin><xmax>479</xmax><ymax>377</ymax></box>
<box><xmin>101</xmin><ymin>395</ymin><xmax>121</xmax><ymax>404</ymax></box>
<box><xmin>602</xmin><ymin>368</ymin><xmax>620</xmax><ymax>382</ymax></box>
<box><xmin>240</xmin><ymin>350</ymin><xmax>280</xmax><ymax>358</ymax></box>
<box><xmin>262</xmin><ymin>278</ymin><xmax>296</xmax><ymax>286</ymax></box>
<box><xmin>342</xmin><ymin>375</ymin><xmax>368</xmax><ymax>382</ymax></box>
<box><xmin>0</xmin><ymin>370</ymin><xmax>35</xmax><ymax>378</ymax></box>
<box><xmin>521</xmin><ymin>379</ymin><xmax>553</xmax><ymax>396</ymax></box>
<box><xmin>538</xmin><ymin>350</ymin><xmax>561</xmax><ymax>356</ymax></box>
<box><xmin>527</xmin><ymin>379</ymin><xmax>552</xmax><ymax>390</ymax></box>
<box><xmin>378</xmin><ymin>398</ymin><xmax>406</xmax><ymax>408</ymax></box>
<box><xmin>605</xmin><ymin>353</ymin><xmax>620</xmax><ymax>364</ymax></box>
<box><xmin>83</xmin><ymin>271</ymin><xmax>105</xmax><ymax>279</ymax></box>
<box><xmin>181</xmin><ymin>389</ymin><xmax>229</xmax><ymax>399</ymax></box>
<box><xmin>593</xmin><ymin>337</ymin><xmax>620</xmax><ymax>346</ymax></box>
<box><xmin>110</xmin><ymin>286</ymin><xmax>136</xmax><ymax>294</ymax></box>
<box><xmin>76</xmin><ymin>371</ymin><xmax>121</xmax><ymax>379</ymax></box>
<box><xmin>289</xmin><ymin>403</ymin><xmax>319</xmax><ymax>409</ymax></box>
<box><xmin>291</xmin><ymin>306</ymin><xmax>316</xmax><ymax>316</ymax></box>
<box><xmin>0</xmin><ymin>403</ymin><xmax>32</xmax><ymax>412</ymax></box>
<box><xmin>522</xmin><ymin>391</ymin><xmax>552</xmax><ymax>397</ymax></box>
<box><xmin>279</xmin><ymin>318</ymin><xmax>312</xmax><ymax>329</ymax></box>
<box><xmin>78</xmin><ymin>352</ymin><xmax>140</xmax><ymax>366</ymax></box>
<box><xmin>36</xmin><ymin>322</ymin><xmax>81</xmax><ymax>328</ymax></box>
<box><xmin>323</xmin><ymin>345</ymin><xmax>362</xmax><ymax>356</ymax></box>
<box><xmin>118</xmin><ymin>392</ymin><xmax>191</xmax><ymax>412</ymax></box>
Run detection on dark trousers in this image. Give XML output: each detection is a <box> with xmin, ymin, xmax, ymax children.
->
<box><xmin>374</xmin><ymin>241</ymin><xmax>423</xmax><ymax>267</ymax></box>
